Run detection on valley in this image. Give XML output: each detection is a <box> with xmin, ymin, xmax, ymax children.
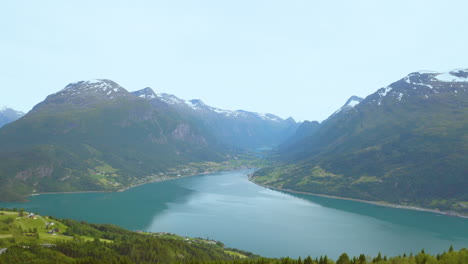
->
<box><xmin>0</xmin><ymin>68</ymin><xmax>466</xmax><ymax>262</ymax></box>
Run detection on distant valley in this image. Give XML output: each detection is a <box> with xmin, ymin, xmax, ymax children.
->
<box><xmin>0</xmin><ymin>69</ymin><xmax>467</xmax><ymax>216</ymax></box>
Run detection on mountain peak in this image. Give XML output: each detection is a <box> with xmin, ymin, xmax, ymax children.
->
<box><xmin>366</xmin><ymin>68</ymin><xmax>468</xmax><ymax>106</ymax></box>
<box><xmin>32</xmin><ymin>79</ymin><xmax>130</xmax><ymax>110</ymax></box>
<box><xmin>332</xmin><ymin>95</ymin><xmax>363</xmax><ymax>116</ymax></box>
<box><xmin>64</xmin><ymin>79</ymin><xmax>120</xmax><ymax>90</ymax></box>
<box><xmin>344</xmin><ymin>96</ymin><xmax>363</xmax><ymax>107</ymax></box>
<box><xmin>0</xmin><ymin>106</ymin><xmax>25</xmax><ymax>127</ymax></box>
<box><xmin>132</xmin><ymin>87</ymin><xmax>157</xmax><ymax>100</ymax></box>
<box><xmin>60</xmin><ymin>79</ymin><xmax>128</xmax><ymax>98</ymax></box>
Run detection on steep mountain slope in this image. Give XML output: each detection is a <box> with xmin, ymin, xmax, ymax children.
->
<box><xmin>252</xmin><ymin>69</ymin><xmax>468</xmax><ymax>213</ymax></box>
<box><xmin>132</xmin><ymin>88</ymin><xmax>299</xmax><ymax>149</ymax></box>
<box><xmin>0</xmin><ymin>80</ymin><xmax>226</xmax><ymax>201</ymax></box>
<box><xmin>0</xmin><ymin>106</ymin><xmax>24</xmax><ymax>127</ymax></box>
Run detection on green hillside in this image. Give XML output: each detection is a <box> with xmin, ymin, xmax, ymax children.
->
<box><xmin>0</xmin><ymin>208</ymin><xmax>254</xmax><ymax>263</ymax></box>
<box><xmin>252</xmin><ymin>70</ymin><xmax>468</xmax><ymax>214</ymax></box>
<box><xmin>0</xmin><ymin>80</ymin><xmax>231</xmax><ymax>202</ymax></box>
<box><xmin>0</xmin><ymin>208</ymin><xmax>466</xmax><ymax>264</ymax></box>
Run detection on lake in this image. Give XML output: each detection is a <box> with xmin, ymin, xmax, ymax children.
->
<box><xmin>1</xmin><ymin>169</ymin><xmax>467</xmax><ymax>259</ymax></box>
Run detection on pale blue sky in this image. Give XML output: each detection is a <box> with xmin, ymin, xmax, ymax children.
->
<box><xmin>1</xmin><ymin>0</ymin><xmax>467</xmax><ymax>121</ymax></box>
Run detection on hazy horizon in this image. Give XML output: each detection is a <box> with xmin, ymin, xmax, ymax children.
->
<box><xmin>2</xmin><ymin>1</ymin><xmax>468</xmax><ymax>121</ymax></box>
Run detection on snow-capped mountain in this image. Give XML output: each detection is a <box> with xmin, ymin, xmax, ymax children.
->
<box><xmin>0</xmin><ymin>106</ymin><xmax>25</xmax><ymax>127</ymax></box>
<box><xmin>149</xmin><ymin>90</ymin><xmax>284</xmax><ymax>122</ymax></box>
<box><xmin>257</xmin><ymin>68</ymin><xmax>468</xmax><ymax>214</ymax></box>
<box><xmin>131</xmin><ymin>87</ymin><xmax>299</xmax><ymax>149</ymax></box>
<box><xmin>365</xmin><ymin>69</ymin><xmax>467</xmax><ymax>107</ymax></box>
<box><xmin>31</xmin><ymin>79</ymin><xmax>133</xmax><ymax>112</ymax></box>
<box><xmin>331</xmin><ymin>96</ymin><xmax>364</xmax><ymax>116</ymax></box>
<box><xmin>131</xmin><ymin>87</ymin><xmax>157</xmax><ymax>100</ymax></box>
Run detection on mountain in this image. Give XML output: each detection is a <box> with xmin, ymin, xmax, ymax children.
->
<box><xmin>0</xmin><ymin>79</ymin><xmax>227</xmax><ymax>201</ymax></box>
<box><xmin>0</xmin><ymin>106</ymin><xmax>24</xmax><ymax>127</ymax></box>
<box><xmin>252</xmin><ymin>69</ymin><xmax>468</xmax><ymax>214</ymax></box>
<box><xmin>131</xmin><ymin>88</ymin><xmax>300</xmax><ymax>149</ymax></box>
<box><xmin>329</xmin><ymin>95</ymin><xmax>364</xmax><ymax>117</ymax></box>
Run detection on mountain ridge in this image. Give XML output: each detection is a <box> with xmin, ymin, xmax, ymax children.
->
<box><xmin>252</xmin><ymin>68</ymin><xmax>468</xmax><ymax>214</ymax></box>
<box><xmin>0</xmin><ymin>106</ymin><xmax>25</xmax><ymax>128</ymax></box>
<box><xmin>131</xmin><ymin>87</ymin><xmax>299</xmax><ymax>149</ymax></box>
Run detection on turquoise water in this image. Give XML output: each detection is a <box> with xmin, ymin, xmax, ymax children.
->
<box><xmin>1</xmin><ymin>169</ymin><xmax>467</xmax><ymax>259</ymax></box>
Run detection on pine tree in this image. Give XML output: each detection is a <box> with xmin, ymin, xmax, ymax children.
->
<box><xmin>337</xmin><ymin>253</ymin><xmax>351</xmax><ymax>264</ymax></box>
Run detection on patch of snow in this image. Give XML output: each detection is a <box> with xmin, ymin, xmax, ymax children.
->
<box><xmin>185</xmin><ymin>100</ymin><xmax>199</xmax><ymax>110</ymax></box>
<box><xmin>212</xmin><ymin>108</ymin><xmax>232</xmax><ymax>115</ymax></box>
<box><xmin>256</xmin><ymin>113</ymin><xmax>281</xmax><ymax>122</ymax></box>
<box><xmin>347</xmin><ymin>99</ymin><xmax>360</xmax><ymax>107</ymax></box>
<box><xmin>411</xmin><ymin>81</ymin><xmax>433</xmax><ymax>89</ymax></box>
<box><xmin>417</xmin><ymin>70</ymin><xmax>438</xmax><ymax>74</ymax></box>
<box><xmin>397</xmin><ymin>93</ymin><xmax>403</xmax><ymax>101</ymax></box>
<box><xmin>86</xmin><ymin>79</ymin><xmax>102</xmax><ymax>84</ymax></box>
<box><xmin>379</xmin><ymin>86</ymin><xmax>393</xmax><ymax>97</ymax></box>
<box><xmin>157</xmin><ymin>93</ymin><xmax>184</xmax><ymax>105</ymax></box>
<box><xmin>434</xmin><ymin>72</ymin><xmax>468</xmax><ymax>82</ymax></box>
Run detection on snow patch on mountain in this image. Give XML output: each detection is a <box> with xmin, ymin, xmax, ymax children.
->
<box><xmin>434</xmin><ymin>70</ymin><xmax>468</xmax><ymax>82</ymax></box>
<box><xmin>61</xmin><ymin>79</ymin><xmax>127</xmax><ymax>99</ymax></box>
<box><xmin>397</xmin><ymin>93</ymin><xmax>404</xmax><ymax>101</ymax></box>
<box><xmin>347</xmin><ymin>99</ymin><xmax>361</xmax><ymax>107</ymax></box>
<box><xmin>157</xmin><ymin>93</ymin><xmax>186</xmax><ymax>105</ymax></box>
<box><xmin>332</xmin><ymin>96</ymin><xmax>363</xmax><ymax>115</ymax></box>
<box><xmin>379</xmin><ymin>86</ymin><xmax>393</xmax><ymax>97</ymax></box>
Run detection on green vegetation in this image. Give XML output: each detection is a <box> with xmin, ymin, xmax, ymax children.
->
<box><xmin>0</xmin><ymin>208</ymin><xmax>252</xmax><ymax>263</ymax></box>
<box><xmin>0</xmin><ymin>91</ymin><xmax>228</xmax><ymax>202</ymax></box>
<box><xmin>253</xmin><ymin>78</ymin><xmax>468</xmax><ymax>215</ymax></box>
<box><xmin>0</xmin><ymin>208</ymin><xmax>466</xmax><ymax>263</ymax></box>
<box><xmin>0</xmin><ymin>81</ymin><xmax>284</xmax><ymax>203</ymax></box>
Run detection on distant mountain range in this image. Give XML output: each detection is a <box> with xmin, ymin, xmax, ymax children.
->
<box><xmin>0</xmin><ymin>80</ymin><xmax>297</xmax><ymax>201</ymax></box>
<box><xmin>132</xmin><ymin>87</ymin><xmax>299</xmax><ymax>149</ymax></box>
<box><xmin>0</xmin><ymin>106</ymin><xmax>24</xmax><ymax>127</ymax></box>
<box><xmin>252</xmin><ymin>69</ymin><xmax>468</xmax><ymax>214</ymax></box>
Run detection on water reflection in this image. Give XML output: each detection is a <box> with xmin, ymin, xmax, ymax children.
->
<box><xmin>0</xmin><ymin>178</ymin><xmax>197</xmax><ymax>231</ymax></box>
<box><xmin>283</xmin><ymin>191</ymin><xmax>468</xmax><ymax>240</ymax></box>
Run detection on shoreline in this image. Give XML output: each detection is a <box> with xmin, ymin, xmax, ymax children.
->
<box><xmin>248</xmin><ymin>176</ymin><xmax>468</xmax><ymax>219</ymax></box>
<box><xmin>28</xmin><ymin>167</ymin><xmax>255</xmax><ymax>198</ymax></box>
<box><xmin>23</xmin><ymin>169</ymin><xmax>468</xmax><ymax>219</ymax></box>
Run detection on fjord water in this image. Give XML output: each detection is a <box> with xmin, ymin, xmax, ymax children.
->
<box><xmin>2</xmin><ymin>170</ymin><xmax>467</xmax><ymax>259</ymax></box>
